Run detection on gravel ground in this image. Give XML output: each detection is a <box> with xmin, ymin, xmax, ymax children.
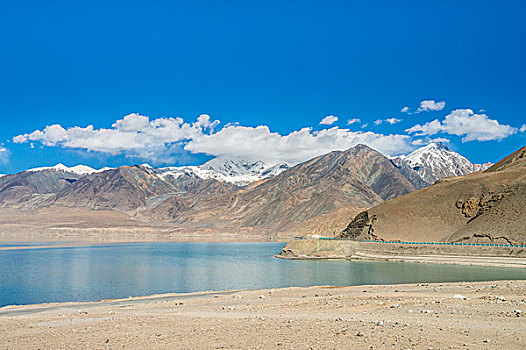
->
<box><xmin>1</xmin><ymin>280</ymin><xmax>525</xmax><ymax>349</ymax></box>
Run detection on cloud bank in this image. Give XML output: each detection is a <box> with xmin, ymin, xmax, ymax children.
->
<box><xmin>185</xmin><ymin>125</ymin><xmax>412</xmax><ymax>164</ymax></box>
<box><xmin>13</xmin><ymin>114</ymin><xmax>219</xmax><ymax>163</ymax></box>
<box><xmin>12</xmin><ymin>107</ymin><xmax>520</xmax><ymax>166</ymax></box>
<box><xmin>14</xmin><ymin>113</ymin><xmax>413</xmax><ymax>165</ymax></box>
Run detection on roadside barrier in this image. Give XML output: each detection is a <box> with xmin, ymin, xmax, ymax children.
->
<box><xmin>299</xmin><ymin>237</ymin><xmax>526</xmax><ymax>248</ymax></box>
<box><xmin>362</xmin><ymin>239</ymin><xmax>526</xmax><ymax>248</ymax></box>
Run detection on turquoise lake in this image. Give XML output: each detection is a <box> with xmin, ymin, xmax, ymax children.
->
<box><xmin>1</xmin><ymin>242</ymin><xmax>526</xmax><ymax>307</ymax></box>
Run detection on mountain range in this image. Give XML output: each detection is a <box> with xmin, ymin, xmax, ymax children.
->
<box><xmin>0</xmin><ymin>143</ymin><xmax>495</xmax><ymax>239</ymax></box>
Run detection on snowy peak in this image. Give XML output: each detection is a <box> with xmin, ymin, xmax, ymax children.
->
<box><xmin>201</xmin><ymin>158</ymin><xmax>266</xmax><ymax>176</ymax></box>
<box><xmin>199</xmin><ymin>157</ymin><xmax>290</xmax><ymax>186</ymax></box>
<box><xmin>156</xmin><ymin>158</ymin><xmax>290</xmax><ymax>186</ymax></box>
<box><xmin>26</xmin><ymin>163</ymin><xmax>111</xmax><ymax>176</ymax></box>
<box><xmin>396</xmin><ymin>142</ymin><xmax>489</xmax><ymax>184</ymax></box>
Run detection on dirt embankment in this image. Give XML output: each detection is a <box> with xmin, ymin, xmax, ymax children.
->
<box><xmin>278</xmin><ymin>240</ymin><xmax>526</xmax><ymax>268</ymax></box>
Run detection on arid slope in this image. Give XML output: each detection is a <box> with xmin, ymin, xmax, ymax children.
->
<box><xmin>338</xmin><ymin>146</ymin><xmax>526</xmax><ymax>244</ymax></box>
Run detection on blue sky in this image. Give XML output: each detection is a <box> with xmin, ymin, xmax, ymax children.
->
<box><xmin>1</xmin><ymin>0</ymin><xmax>525</xmax><ymax>173</ymax></box>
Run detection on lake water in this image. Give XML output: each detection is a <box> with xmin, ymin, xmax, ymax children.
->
<box><xmin>1</xmin><ymin>242</ymin><xmax>526</xmax><ymax>307</ymax></box>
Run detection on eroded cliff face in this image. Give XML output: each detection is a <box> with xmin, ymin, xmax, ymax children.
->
<box><xmin>337</xmin><ymin>211</ymin><xmax>377</xmax><ymax>240</ymax></box>
<box><xmin>455</xmin><ymin>192</ymin><xmax>507</xmax><ymax>220</ymax></box>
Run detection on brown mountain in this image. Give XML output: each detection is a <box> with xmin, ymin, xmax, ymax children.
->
<box><xmin>162</xmin><ymin>145</ymin><xmax>418</xmax><ymax>232</ymax></box>
<box><xmin>50</xmin><ymin>165</ymin><xmax>177</xmax><ymax>211</ymax></box>
<box><xmin>0</xmin><ymin>169</ymin><xmax>80</xmax><ymax>208</ymax></box>
<box><xmin>338</xmin><ymin>145</ymin><xmax>526</xmax><ymax>245</ymax></box>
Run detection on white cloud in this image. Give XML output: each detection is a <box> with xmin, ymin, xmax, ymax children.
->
<box><xmin>347</xmin><ymin>118</ymin><xmax>360</xmax><ymax>125</ymax></box>
<box><xmin>406</xmin><ymin>109</ymin><xmax>517</xmax><ymax>142</ymax></box>
<box><xmin>185</xmin><ymin>125</ymin><xmax>413</xmax><ymax>164</ymax></box>
<box><xmin>417</xmin><ymin>100</ymin><xmax>446</xmax><ymax>113</ymax></box>
<box><xmin>385</xmin><ymin>118</ymin><xmax>402</xmax><ymax>125</ymax></box>
<box><xmin>361</xmin><ymin>123</ymin><xmax>368</xmax><ymax>128</ymax></box>
<box><xmin>374</xmin><ymin>118</ymin><xmax>401</xmax><ymax>125</ymax></box>
<box><xmin>0</xmin><ymin>147</ymin><xmax>9</xmax><ymax>164</ymax></box>
<box><xmin>320</xmin><ymin>115</ymin><xmax>338</xmax><ymax>125</ymax></box>
<box><xmin>13</xmin><ymin>113</ymin><xmax>218</xmax><ymax>163</ymax></box>
<box><xmin>13</xmin><ymin>113</ymin><xmax>415</xmax><ymax>165</ymax></box>
<box><xmin>520</xmin><ymin>124</ymin><xmax>526</xmax><ymax>133</ymax></box>
<box><xmin>401</xmin><ymin>106</ymin><xmax>409</xmax><ymax>113</ymax></box>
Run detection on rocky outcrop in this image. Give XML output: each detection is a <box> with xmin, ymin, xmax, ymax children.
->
<box><xmin>455</xmin><ymin>192</ymin><xmax>507</xmax><ymax>220</ymax></box>
<box><xmin>338</xmin><ymin>211</ymin><xmax>377</xmax><ymax>240</ymax></box>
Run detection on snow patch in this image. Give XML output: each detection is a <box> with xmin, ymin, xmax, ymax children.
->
<box><xmin>26</xmin><ymin>163</ymin><xmax>111</xmax><ymax>176</ymax></box>
<box><xmin>156</xmin><ymin>158</ymin><xmax>290</xmax><ymax>186</ymax></box>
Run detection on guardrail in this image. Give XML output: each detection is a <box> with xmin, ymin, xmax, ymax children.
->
<box><xmin>362</xmin><ymin>239</ymin><xmax>526</xmax><ymax>248</ymax></box>
<box><xmin>299</xmin><ymin>237</ymin><xmax>526</xmax><ymax>248</ymax></box>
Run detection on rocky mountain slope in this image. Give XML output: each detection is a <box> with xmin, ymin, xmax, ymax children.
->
<box><xmin>156</xmin><ymin>145</ymin><xmax>420</xmax><ymax>233</ymax></box>
<box><xmin>50</xmin><ymin>165</ymin><xmax>177</xmax><ymax>211</ymax></box>
<box><xmin>338</xmin><ymin>145</ymin><xmax>526</xmax><ymax>244</ymax></box>
<box><xmin>0</xmin><ymin>169</ymin><xmax>81</xmax><ymax>208</ymax></box>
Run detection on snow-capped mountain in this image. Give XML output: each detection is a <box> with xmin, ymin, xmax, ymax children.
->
<box><xmin>13</xmin><ymin>144</ymin><xmax>488</xmax><ymax>188</ymax></box>
<box><xmin>156</xmin><ymin>158</ymin><xmax>290</xmax><ymax>187</ymax></box>
<box><xmin>26</xmin><ymin>163</ymin><xmax>111</xmax><ymax>176</ymax></box>
<box><xmin>395</xmin><ymin>142</ymin><xmax>491</xmax><ymax>184</ymax></box>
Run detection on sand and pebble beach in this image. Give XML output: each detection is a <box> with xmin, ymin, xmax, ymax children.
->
<box><xmin>1</xmin><ymin>280</ymin><xmax>525</xmax><ymax>349</ymax></box>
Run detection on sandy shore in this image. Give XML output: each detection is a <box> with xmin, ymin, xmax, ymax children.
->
<box><xmin>1</xmin><ymin>281</ymin><xmax>525</xmax><ymax>349</ymax></box>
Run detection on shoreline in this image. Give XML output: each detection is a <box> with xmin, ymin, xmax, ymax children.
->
<box><xmin>276</xmin><ymin>252</ymin><xmax>526</xmax><ymax>268</ymax></box>
<box><xmin>0</xmin><ymin>279</ymin><xmax>522</xmax><ymax>312</ymax></box>
<box><xmin>1</xmin><ymin>280</ymin><xmax>525</xmax><ymax>349</ymax></box>
<box><xmin>278</xmin><ymin>239</ymin><xmax>526</xmax><ymax>269</ymax></box>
